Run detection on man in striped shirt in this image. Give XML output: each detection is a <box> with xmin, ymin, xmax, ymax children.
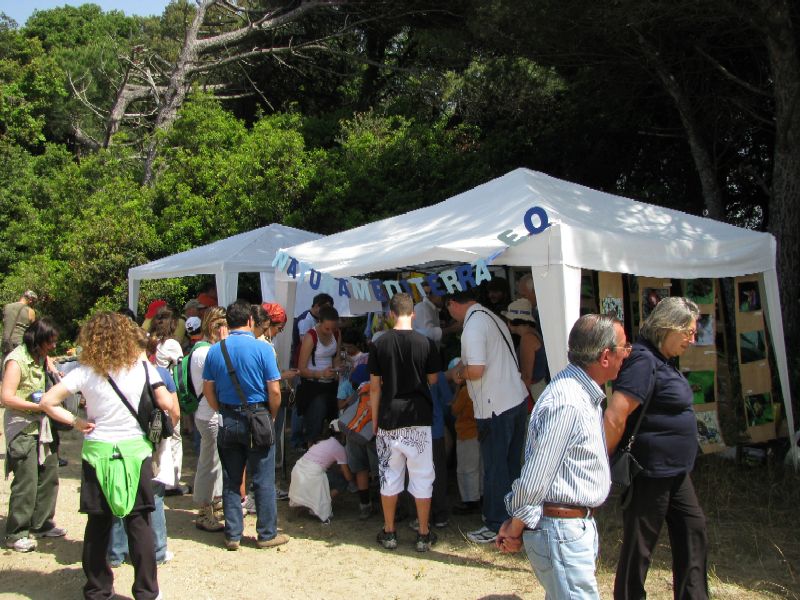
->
<box><xmin>497</xmin><ymin>314</ymin><xmax>630</xmax><ymax>599</ymax></box>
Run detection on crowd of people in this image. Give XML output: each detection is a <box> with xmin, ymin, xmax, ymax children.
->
<box><xmin>0</xmin><ymin>281</ymin><xmax>709</xmax><ymax>600</ymax></box>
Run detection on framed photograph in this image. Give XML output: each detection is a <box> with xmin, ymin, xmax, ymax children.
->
<box><xmin>696</xmin><ymin>410</ymin><xmax>723</xmax><ymax>447</ymax></box>
<box><xmin>685</xmin><ymin>279</ymin><xmax>714</xmax><ymax>306</ymax></box>
<box><xmin>738</xmin><ymin>280</ymin><xmax>761</xmax><ymax>312</ymax></box>
<box><xmin>601</xmin><ymin>296</ymin><xmax>624</xmax><ymax>321</ymax></box>
<box><xmin>686</xmin><ymin>370</ymin><xmax>715</xmax><ymax>404</ymax></box>
<box><xmin>745</xmin><ymin>392</ymin><xmax>774</xmax><ymax>426</ymax></box>
<box><xmin>695</xmin><ymin>314</ymin><xmax>715</xmax><ymax>346</ymax></box>
<box><xmin>740</xmin><ymin>330</ymin><xmax>767</xmax><ymax>364</ymax></box>
<box><xmin>642</xmin><ymin>287</ymin><xmax>669</xmax><ymax>320</ymax></box>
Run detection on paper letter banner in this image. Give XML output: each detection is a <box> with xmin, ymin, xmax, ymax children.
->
<box><xmin>273</xmin><ymin>252</ymin><xmax>497</xmax><ymax>304</ymax></box>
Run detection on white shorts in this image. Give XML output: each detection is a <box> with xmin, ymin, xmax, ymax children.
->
<box><xmin>376</xmin><ymin>426</ymin><xmax>434</xmax><ymax>498</ymax></box>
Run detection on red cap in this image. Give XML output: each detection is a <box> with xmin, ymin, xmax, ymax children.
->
<box><xmin>262</xmin><ymin>302</ymin><xmax>287</xmax><ymax>325</ymax></box>
<box><xmin>144</xmin><ymin>299</ymin><xmax>167</xmax><ymax>319</ymax></box>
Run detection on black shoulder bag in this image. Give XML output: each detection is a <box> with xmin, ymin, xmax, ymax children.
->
<box><xmin>220</xmin><ymin>340</ymin><xmax>275</xmax><ymax>449</ymax></box>
<box><xmin>609</xmin><ymin>352</ymin><xmax>657</xmax><ymax>509</ymax></box>
<box><xmin>107</xmin><ymin>361</ymin><xmax>173</xmax><ymax>446</ymax></box>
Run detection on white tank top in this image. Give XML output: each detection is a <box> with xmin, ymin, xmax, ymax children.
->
<box><xmin>308</xmin><ymin>331</ymin><xmax>337</xmax><ymax>375</ymax></box>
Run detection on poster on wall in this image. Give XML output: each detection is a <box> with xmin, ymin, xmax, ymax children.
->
<box><xmin>685</xmin><ymin>370</ymin><xmax>716</xmax><ymax>405</ymax></box>
<box><xmin>685</xmin><ymin>278</ymin><xmax>715</xmax><ymax>307</ymax></box>
<box><xmin>638</xmin><ymin>278</ymin><xmax>671</xmax><ymax>325</ymax></box>
<box><xmin>679</xmin><ymin>279</ymin><xmax>717</xmax><ymax>371</ymax></box>
<box><xmin>695</xmin><ymin>404</ymin><xmax>726</xmax><ymax>454</ymax></box>
<box><xmin>695</xmin><ymin>314</ymin><xmax>715</xmax><ymax>346</ymax></box>
<box><xmin>601</xmin><ymin>296</ymin><xmax>624</xmax><ymax>321</ymax></box>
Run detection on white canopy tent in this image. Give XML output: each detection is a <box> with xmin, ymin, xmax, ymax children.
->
<box><xmin>128</xmin><ymin>223</ymin><xmax>323</xmax><ymax>311</ymax></box>
<box><xmin>277</xmin><ymin>167</ymin><xmax>794</xmax><ymax>446</ymax></box>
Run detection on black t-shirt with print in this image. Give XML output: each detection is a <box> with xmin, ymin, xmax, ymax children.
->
<box><xmin>368</xmin><ymin>329</ymin><xmax>441</xmax><ymax>430</ymax></box>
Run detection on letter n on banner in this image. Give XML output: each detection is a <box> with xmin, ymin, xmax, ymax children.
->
<box><xmin>272</xmin><ymin>251</ymin><xmax>290</xmax><ymax>271</ymax></box>
<box><xmin>351</xmin><ymin>278</ymin><xmax>372</xmax><ymax>301</ymax></box>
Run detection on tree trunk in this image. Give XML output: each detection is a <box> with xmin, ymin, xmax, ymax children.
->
<box><xmin>758</xmin><ymin>0</ymin><xmax>800</xmax><ymax>405</ymax></box>
<box><xmin>634</xmin><ymin>30</ymin><xmax>727</xmax><ymax>220</ymax></box>
<box><xmin>142</xmin><ymin>0</ymin><xmax>211</xmax><ymax>185</ymax></box>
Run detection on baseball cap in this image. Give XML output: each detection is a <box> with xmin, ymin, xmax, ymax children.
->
<box><xmin>145</xmin><ymin>299</ymin><xmax>167</xmax><ymax>319</ymax></box>
<box><xmin>185</xmin><ymin>316</ymin><xmax>202</xmax><ymax>336</ymax></box>
<box><xmin>155</xmin><ymin>339</ymin><xmax>183</xmax><ymax>368</ymax></box>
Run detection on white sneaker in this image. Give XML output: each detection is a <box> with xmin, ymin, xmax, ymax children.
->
<box><xmin>6</xmin><ymin>537</ymin><xmax>37</xmax><ymax>552</ymax></box>
<box><xmin>466</xmin><ymin>526</ymin><xmax>497</xmax><ymax>544</ymax></box>
<box><xmin>158</xmin><ymin>550</ymin><xmax>174</xmax><ymax>565</ymax></box>
<box><xmin>243</xmin><ymin>493</ymin><xmax>257</xmax><ymax>515</ymax></box>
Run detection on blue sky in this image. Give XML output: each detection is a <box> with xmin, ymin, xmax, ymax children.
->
<box><xmin>1</xmin><ymin>1</ymin><xmax>172</xmax><ymax>26</ymax></box>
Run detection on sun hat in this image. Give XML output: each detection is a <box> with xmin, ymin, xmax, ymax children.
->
<box><xmin>501</xmin><ymin>298</ymin><xmax>535</xmax><ymax>323</ymax></box>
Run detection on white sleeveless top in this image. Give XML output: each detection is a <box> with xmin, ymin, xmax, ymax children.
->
<box><xmin>307</xmin><ymin>331</ymin><xmax>337</xmax><ymax>380</ymax></box>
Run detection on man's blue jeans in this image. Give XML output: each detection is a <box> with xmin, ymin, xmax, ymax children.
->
<box><xmin>523</xmin><ymin>516</ymin><xmax>600</xmax><ymax>600</ymax></box>
<box><xmin>107</xmin><ymin>482</ymin><xmax>167</xmax><ymax>565</ymax></box>
<box><xmin>476</xmin><ymin>400</ymin><xmax>527</xmax><ymax>531</ymax></box>
<box><xmin>218</xmin><ymin>405</ymin><xmax>277</xmax><ymax>542</ymax></box>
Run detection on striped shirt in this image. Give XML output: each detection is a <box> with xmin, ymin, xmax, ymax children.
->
<box><xmin>504</xmin><ymin>363</ymin><xmax>611</xmax><ymax>529</ymax></box>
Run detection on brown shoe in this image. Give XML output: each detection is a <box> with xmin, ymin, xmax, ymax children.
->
<box><xmin>224</xmin><ymin>538</ymin><xmax>240</xmax><ymax>551</ymax></box>
<box><xmin>256</xmin><ymin>533</ymin><xmax>290</xmax><ymax>549</ymax></box>
<box><xmin>195</xmin><ymin>505</ymin><xmax>225</xmax><ymax>532</ymax></box>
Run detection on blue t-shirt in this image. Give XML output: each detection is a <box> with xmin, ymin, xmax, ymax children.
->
<box><xmin>156</xmin><ymin>366</ymin><xmax>177</xmax><ymax>394</ymax></box>
<box><xmin>202</xmin><ymin>330</ymin><xmax>281</xmax><ymax>406</ymax></box>
<box><xmin>612</xmin><ymin>338</ymin><xmax>697</xmax><ymax>477</ymax></box>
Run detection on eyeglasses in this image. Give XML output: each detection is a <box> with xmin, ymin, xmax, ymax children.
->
<box><xmin>680</xmin><ymin>328</ymin><xmax>697</xmax><ymax>340</ymax></box>
<box><xmin>611</xmin><ymin>343</ymin><xmax>633</xmax><ymax>354</ymax></box>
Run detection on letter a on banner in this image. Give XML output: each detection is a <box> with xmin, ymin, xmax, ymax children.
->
<box><xmin>474</xmin><ymin>259</ymin><xmax>492</xmax><ymax>285</ymax></box>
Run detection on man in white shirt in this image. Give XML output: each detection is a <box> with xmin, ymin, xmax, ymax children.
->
<box><xmin>447</xmin><ymin>288</ymin><xmax>528</xmax><ymax>544</ymax></box>
<box><xmin>413</xmin><ymin>282</ymin><xmax>459</xmax><ymax>346</ymax></box>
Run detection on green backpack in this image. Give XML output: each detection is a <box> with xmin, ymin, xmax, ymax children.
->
<box><xmin>172</xmin><ymin>341</ymin><xmax>211</xmax><ymax>414</ymax></box>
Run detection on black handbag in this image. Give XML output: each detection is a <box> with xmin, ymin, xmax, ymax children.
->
<box><xmin>609</xmin><ymin>354</ymin><xmax>657</xmax><ymax>509</ymax></box>
<box><xmin>108</xmin><ymin>362</ymin><xmax>173</xmax><ymax>445</ymax></box>
<box><xmin>220</xmin><ymin>340</ymin><xmax>275</xmax><ymax>449</ymax></box>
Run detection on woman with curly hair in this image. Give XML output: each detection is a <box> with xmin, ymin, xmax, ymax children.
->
<box><xmin>41</xmin><ymin>311</ymin><xmax>176</xmax><ymax>600</ymax></box>
<box><xmin>2</xmin><ymin>318</ymin><xmax>65</xmax><ymax>553</ymax></box>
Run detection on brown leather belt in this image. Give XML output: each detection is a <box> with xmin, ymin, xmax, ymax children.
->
<box><xmin>542</xmin><ymin>503</ymin><xmax>593</xmax><ymax>519</ymax></box>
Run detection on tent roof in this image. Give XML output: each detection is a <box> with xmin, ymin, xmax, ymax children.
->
<box><xmin>281</xmin><ymin>168</ymin><xmax>774</xmax><ymax>279</ymax></box>
<box><xmin>129</xmin><ymin>223</ymin><xmax>322</xmax><ymax>280</ymax></box>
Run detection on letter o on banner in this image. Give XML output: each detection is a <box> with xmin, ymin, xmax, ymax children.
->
<box><xmin>524</xmin><ymin>206</ymin><xmax>549</xmax><ymax>235</ymax></box>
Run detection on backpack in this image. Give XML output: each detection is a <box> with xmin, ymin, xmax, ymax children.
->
<box><xmin>290</xmin><ymin>309</ymin><xmax>312</xmax><ymax>368</ymax></box>
<box><xmin>337</xmin><ymin>381</ymin><xmax>374</xmax><ymax>445</ymax></box>
<box><xmin>172</xmin><ymin>340</ymin><xmax>211</xmax><ymax>414</ymax></box>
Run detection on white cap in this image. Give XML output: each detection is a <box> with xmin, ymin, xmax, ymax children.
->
<box><xmin>155</xmin><ymin>339</ymin><xmax>184</xmax><ymax>368</ymax></box>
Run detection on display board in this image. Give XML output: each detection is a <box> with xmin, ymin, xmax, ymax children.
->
<box><xmin>735</xmin><ymin>274</ymin><xmax>776</xmax><ymax>443</ymax></box>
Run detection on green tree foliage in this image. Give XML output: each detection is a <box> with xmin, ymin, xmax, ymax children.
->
<box><xmin>0</xmin><ymin>17</ymin><xmax>66</xmax><ymax>146</ymax></box>
<box><xmin>151</xmin><ymin>92</ymin><xmax>317</xmax><ymax>251</ymax></box>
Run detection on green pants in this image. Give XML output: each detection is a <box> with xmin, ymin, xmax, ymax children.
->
<box><xmin>5</xmin><ymin>432</ymin><xmax>59</xmax><ymax>541</ymax></box>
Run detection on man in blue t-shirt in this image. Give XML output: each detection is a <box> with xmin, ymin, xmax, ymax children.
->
<box><xmin>202</xmin><ymin>300</ymin><xmax>288</xmax><ymax>551</ymax></box>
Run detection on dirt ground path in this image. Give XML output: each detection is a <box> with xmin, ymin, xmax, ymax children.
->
<box><xmin>1</xmin><ymin>419</ymin><xmax>796</xmax><ymax>599</ymax></box>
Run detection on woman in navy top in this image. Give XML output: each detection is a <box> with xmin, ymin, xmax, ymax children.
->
<box><xmin>605</xmin><ymin>297</ymin><xmax>708</xmax><ymax>600</ymax></box>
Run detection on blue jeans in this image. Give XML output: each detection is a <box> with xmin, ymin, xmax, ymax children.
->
<box><xmin>290</xmin><ymin>406</ymin><xmax>305</xmax><ymax>449</ymax></box>
<box><xmin>218</xmin><ymin>405</ymin><xmax>277</xmax><ymax>542</ymax></box>
<box><xmin>108</xmin><ymin>482</ymin><xmax>167</xmax><ymax>564</ymax></box>
<box><xmin>476</xmin><ymin>400</ymin><xmax>527</xmax><ymax>531</ymax></box>
<box><xmin>523</xmin><ymin>516</ymin><xmax>600</xmax><ymax>600</ymax></box>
